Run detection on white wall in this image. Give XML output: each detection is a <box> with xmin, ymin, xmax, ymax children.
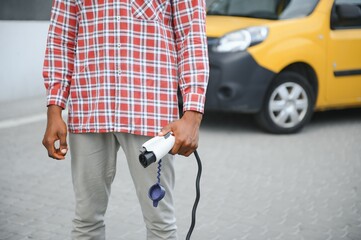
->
<box><xmin>0</xmin><ymin>21</ymin><xmax>49</xmax><ymax>102</ymax></box>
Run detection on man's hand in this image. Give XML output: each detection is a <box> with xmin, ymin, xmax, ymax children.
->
<box><xmin>159</xmin><ymin>111</ymin><xmax>203</xmax><ymax>157</ymax></box>
<box><xmin>42</xmin><ymin>105</ymin><xmax>68</xmax><ymax>160</ymax></box>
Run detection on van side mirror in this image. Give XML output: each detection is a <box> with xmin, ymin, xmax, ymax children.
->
<box><xmin>332</xmin><ymin>3</ymin><xmax>361</xmax><ymax>29</ymax></box>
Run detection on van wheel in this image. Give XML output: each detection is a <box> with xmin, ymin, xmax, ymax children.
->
<box><xmin>255</xmin><ymin>72</ymin><xmax>315</xmax><ymax>134</ymax></box>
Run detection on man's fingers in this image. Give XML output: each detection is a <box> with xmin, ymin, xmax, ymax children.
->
<box><xmin>178</xmin><ymin>145</ymin><xmax>197</xmax><ymax>157</ymax></box>
<box><xmin>176</xmin><ymin>135</ymin><xmax>199</xmax><ymax>156</ymax></box>
<box><xmin>170</xmin><ymin>141</ymin><xmax>181</xmax><ymax>155</ymax></box>
<box><xmin>46</xmin><ymin>144</ymin><xmax>55</xmax><ymax>158</ymax></box>
<box><xmin>54</xmin><ymin>149</ymin><xmax>66</xmax><ymax>160</ymax></box>
<box><xmin>42</xmin><ymin>137</ymin><xmax>65</xmax><ymax>160</ymax></box>
<box><xmin>49</xmin><ymin>146</ymin><xmax>65</xmax><ymax>160</ymax></box>
<box><xmin>47</xmin><ymin>143</ymin><xmax>62</xmax><ymax>160</ymax></box>
<box><xmin>170</xmin><ymin>136</ymin><xmax>197</xmax><ymax>156</ymax></box>
<box><xmin>59</xmin><ymin>132</ymin><xmax>68</xmax><ymax>155</ymax></box>
<box><xmin>159</xmin><ymin>123</ymin><xmax>173</xmax><ymax>136</ymax></box>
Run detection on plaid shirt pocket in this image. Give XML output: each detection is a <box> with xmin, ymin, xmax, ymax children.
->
<box><xmin>131</xmin><ymin>0</ymin><xmax>166</xmax><ymax>21</ymax></box>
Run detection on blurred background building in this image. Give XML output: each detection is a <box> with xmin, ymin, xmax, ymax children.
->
<box><xmin>0</xmin><ymin>0</ymin><xmax>52</xmax><ymax>102</ymax></box>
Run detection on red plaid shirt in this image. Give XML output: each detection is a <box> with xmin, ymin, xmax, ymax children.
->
<box><xmin>43</xmin><ymin>0</ymin><xmax>209</xmax><ymax>136</ymax></box>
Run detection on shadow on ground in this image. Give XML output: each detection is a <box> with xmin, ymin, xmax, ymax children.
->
<box><xmin>201</xmin><ymin>107</ymin><xmax>361</xmax><ymax>133</ymax></box>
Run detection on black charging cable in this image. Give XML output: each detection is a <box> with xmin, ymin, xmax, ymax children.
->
<box><xmin>185</xmin><ymin>150</ymin><xmax>202</xmax><ymax>240</ymax></box>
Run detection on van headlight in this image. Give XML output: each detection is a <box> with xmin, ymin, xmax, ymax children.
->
<box><xmin>214</xmin><ymin>26</ymin><xmax>268</xmax><ymax>52</ymax></box>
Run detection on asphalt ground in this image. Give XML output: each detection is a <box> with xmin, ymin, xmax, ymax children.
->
<box><xmin>0</xmin><ymin>96</ymin><xmax>361</xmax><ymax>240</ymax></box>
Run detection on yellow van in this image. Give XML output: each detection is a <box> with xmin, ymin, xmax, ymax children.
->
<box><xmin>205</xmin><ymin>0</ymin><xmax>361</xmax><ymax>133</ymax></box>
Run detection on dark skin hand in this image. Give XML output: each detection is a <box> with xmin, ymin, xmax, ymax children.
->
<box><xmin>159</xmin><ymin>110</ymin><xmax>203</xmax><ymax>157</ymax></box>
<box><xmin>42</xmin><ymin>105</ymin><xmax>68</xmax><ymax>160</ymax></box>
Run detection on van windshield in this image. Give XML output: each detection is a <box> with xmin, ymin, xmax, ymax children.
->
<box><xmin>207</xmin><ymin>0</ymin><xmax>320</xmax><ymax>20</ymax></box>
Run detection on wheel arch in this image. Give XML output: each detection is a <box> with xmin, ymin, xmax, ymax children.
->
<box><xmin>279</xmin><ymin>62</ymin><xmax>319</xmax><ymax>102</ymax></box>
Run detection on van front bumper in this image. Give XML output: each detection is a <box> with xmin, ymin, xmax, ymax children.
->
<box><xmin>205</xmin><ymin>48</ymin><xmax>275</xmax><ymax>113</ymax></box>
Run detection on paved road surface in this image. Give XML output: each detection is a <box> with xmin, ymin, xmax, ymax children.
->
<box><xmin>0</xmin><ymin>96</ymin><xmax>360</xmax><ymax>240</ymax></box>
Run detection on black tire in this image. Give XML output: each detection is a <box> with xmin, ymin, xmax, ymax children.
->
<box><xmin>255</xmin><ymin>71</ymin><xmax>315</xmax><ymax>134</ymax></box>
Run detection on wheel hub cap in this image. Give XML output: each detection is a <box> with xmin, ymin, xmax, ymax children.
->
<box><xmin>268</xmin><ymin>82</ymin><xmax>309</xmax><ymax>129</ymax></box>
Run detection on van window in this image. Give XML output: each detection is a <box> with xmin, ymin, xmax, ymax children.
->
<box><xmin>207</xmin><ymin>0</ymin><xmax>319</xmax><ymax>20</ymax></box>
<box><xmin>331</xmin><ymin>0</ymin><xmax>361</xmax><ymax>29</ymax></box>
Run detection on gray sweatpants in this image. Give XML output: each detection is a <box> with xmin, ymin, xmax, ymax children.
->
<box><xmin>69</xmin><ymin>132</ymin><xmax>177</xmax><ymax>240</ymax></box>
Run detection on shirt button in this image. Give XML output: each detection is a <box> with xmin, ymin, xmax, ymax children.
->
<box><xmin>116</xmin><ymin>16</ymin><xmax>121</xmax><ymax>21</ymax></box>
<box><xmin>117</xmin><ymin>43</ymin><xmax>121</xmax><ymax>48</ymax></box>
<box><xmin>117</xmin><ymin>70</ymin><xmax>122</xmax><ymax>76</ymax></box>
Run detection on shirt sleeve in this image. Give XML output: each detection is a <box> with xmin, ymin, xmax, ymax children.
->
<box><xmin>43</xmin><ymin>0</ymin><xmax>78</xmax><ymax>109</ymax></box>
<box><xmin>171</xmin><ymin>0</ymin><xmax>209</xmax><ymax>114</ymax></box>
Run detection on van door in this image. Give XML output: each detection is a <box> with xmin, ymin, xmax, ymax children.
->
<box><xmin>327</xmin><ymin>0</ymin><xmax>361</xmax><ymax>106</ymax></box>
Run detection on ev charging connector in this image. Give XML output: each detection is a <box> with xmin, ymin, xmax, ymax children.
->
<box><xmin>139</xmin><ymin>132</ymin><xmax>175</xmax><ymax>168</ymax></box>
